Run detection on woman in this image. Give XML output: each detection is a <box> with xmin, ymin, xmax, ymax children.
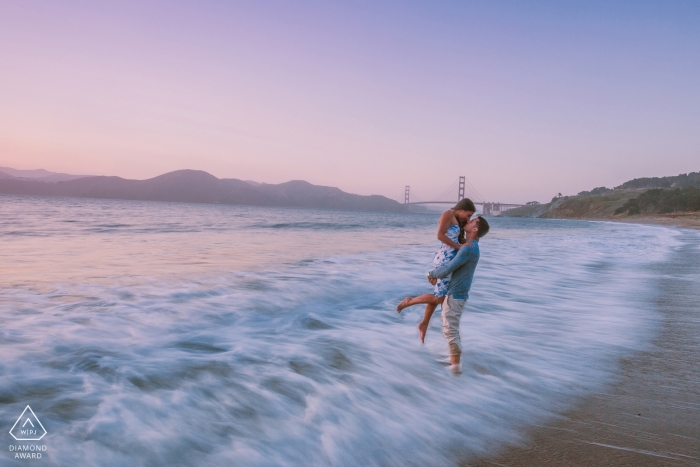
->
<box><xmin>397</xmin><ymin>198</ymin><xmax>475</xmax><ymax>343</ymax></box>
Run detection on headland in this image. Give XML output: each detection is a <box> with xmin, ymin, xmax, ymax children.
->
<box><xmin>503</xmin><ymin>171</ymin><xmax>700</xmax><ymax>231</ymax></box>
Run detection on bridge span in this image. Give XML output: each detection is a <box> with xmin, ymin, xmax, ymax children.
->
<box><xmin>404</xmin><ymin>177</ymin><xmax>523</xmax><ymax>215</ymax></box>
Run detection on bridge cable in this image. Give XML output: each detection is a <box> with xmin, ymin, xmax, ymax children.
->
<box><xmin>462</xmin><ymin>184</ymin><xmax>482</xmax><ymax>202</ymax></box>
<box><xmin>432</xmin><ymin>178</ymin><xmax>460</xmax><ymax>202</ymax></box>
<box><xmin>463</xmin><ymin>177</ymin><xmax>486</xmax><ymax>203</ymax></box>
<box><xmin>410</xmin><ymin>189</ymin><xmax>428</xmax><ymax>203</ymax></box>
<box><xmin>405</xmin><ymin>176</ymin><xmax>486</xmax><ymax>205</ymax></box>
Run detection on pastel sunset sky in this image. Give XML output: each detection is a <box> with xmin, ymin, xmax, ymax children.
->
<box><xmin>1</xmin><ymin>1</ymin><xmax>698</xmax><ymax>203</ymax></box>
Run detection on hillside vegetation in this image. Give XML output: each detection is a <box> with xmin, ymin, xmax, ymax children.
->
<box><xmin>616</xmin><ymin>172</ymin><xmax>700</xmax><ymax>190</ymax></box>
<box><xmin>505</xmin><ymin>171</ymin><xmax>700</xmax><ymax>220</ymax></box>
<box><xmin>615</xmin><ymin>187</ymin><xmax>700</xmax><ymax>215</ymax></box>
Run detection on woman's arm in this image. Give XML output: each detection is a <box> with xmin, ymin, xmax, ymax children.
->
<box><xmin>437</xmin><ymin>210</ymin><xmax>461</xmax><ymax>249</ymax></box>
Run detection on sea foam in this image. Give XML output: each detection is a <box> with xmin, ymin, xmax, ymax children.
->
<box><xmin>0</xmin><ymin>196</ymin><xmax>682</xmax><ymax>466</ymax></box>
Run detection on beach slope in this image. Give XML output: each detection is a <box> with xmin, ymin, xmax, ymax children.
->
<box><xmin>472</xmin><ymin>229</ymin><xmax>700</xmax><ymax>466</ymax></box>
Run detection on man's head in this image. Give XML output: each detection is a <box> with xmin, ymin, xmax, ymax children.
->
<box><xmin>453</xmin><ymin>198</ymin><xmax>476</xmax><ymax>223</ymax></box>
<box><xmin>464</xmin><ymin>216</ymin><xmax>490</xmax><ymax>240</ymax></box>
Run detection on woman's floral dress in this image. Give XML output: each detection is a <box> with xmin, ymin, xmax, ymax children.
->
<box><xmin>432</xmin><ymin>224</ymin><xmax>460</xmax><ymax>297</ymax></box>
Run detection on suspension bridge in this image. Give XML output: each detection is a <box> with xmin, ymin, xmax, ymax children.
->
<box><xmin>403</xmin><ymin>176</ymin><xmax>524</xmax><ymax>215</ymax></box>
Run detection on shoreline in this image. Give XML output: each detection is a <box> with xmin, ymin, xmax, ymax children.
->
<box><xmin>469</xmin><ymin>228</ymin><xmax>700</xmax><ymax>466</ymax></box>
<box><xmin>502</xmin><ymin>211</ymin><xmax>700</xmax><ymax>231</ymax></box>
<box><xmin>610</xmin><ymin>213</ymin><xmax>700</xmax><ymax>231</ymax></box>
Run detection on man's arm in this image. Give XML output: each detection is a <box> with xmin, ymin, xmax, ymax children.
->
<box><xmin>428</xmin><ymin>245</ymin><xmax>474</xmax><ymax>279</ymax></box>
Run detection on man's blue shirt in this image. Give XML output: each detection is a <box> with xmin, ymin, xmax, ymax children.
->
<box><xmin>428</xmin><ymin>240</ymin><xmax>480</xmax><ymax>300</ymax></box>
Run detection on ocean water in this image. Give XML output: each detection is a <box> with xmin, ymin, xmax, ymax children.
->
<box><xmin>0</xmin><ymin>195</ymin><xmax>684</xmax><ymax>466</ymax></box>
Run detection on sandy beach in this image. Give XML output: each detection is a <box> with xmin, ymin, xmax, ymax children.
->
<box><xmin>615</xmin><ymin>213</ymin><xmax>700</xmax><ymax>231</ymax></box>
<box><xmin>470</xmin><ymin>226</ymin><xmax>700</xmax><ymax>467</ymax></box>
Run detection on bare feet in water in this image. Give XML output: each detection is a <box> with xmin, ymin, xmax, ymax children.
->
<box><xmin>396</xmin><ymin>297</ymin><xmax>411</xmax><ymax>313</ymax></box>
<box><xmin>417</xmin><ymin>321</ymin><xmax>428</xmax><ymax>343</ymax></box>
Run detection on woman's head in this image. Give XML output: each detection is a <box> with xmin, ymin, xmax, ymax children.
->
<box><xmin>452</xmin><ymin>198</ymin><xmax>476</xmax><ymax>223</ymax></box>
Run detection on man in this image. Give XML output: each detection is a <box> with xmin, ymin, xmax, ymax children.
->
<box><xmin>427</xmin><ymin>215</ymin><xmax>490</xmax><ymax>372</ymax></box>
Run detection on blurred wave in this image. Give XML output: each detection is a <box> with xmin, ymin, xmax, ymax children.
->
<box><xmin>0</xmin><ymin>195</ymin><xmax>685</xmax><ymax>466</ymax></box>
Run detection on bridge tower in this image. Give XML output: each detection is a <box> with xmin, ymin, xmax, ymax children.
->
<box><xmin>458</xmin><ymin>176</ymin><xmax>465</xmax><ymax>202</ymax></box>
<box><xmin>404</xmin><ymin>186</ymin><xmax>410</xmax><ymax>205</ymax></box>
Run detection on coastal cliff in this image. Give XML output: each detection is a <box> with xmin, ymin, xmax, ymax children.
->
<box><xmin>503</xmin><ymin>190</ymin><xmax>639</xmax><ymax>219</ymax></box>
<box><xmin>504</xmin><ymin>171</ymin><xmax>700</xmax><ymax>226</ymax></box>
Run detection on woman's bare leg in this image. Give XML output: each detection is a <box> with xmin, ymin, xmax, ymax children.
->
<box><xmin>417</xmin><ymin>297</ymin><xmax>444</xmax><ymax>343</ymax></box>
<box><xmin>396</xmin><ymin>293</ymin><xmax>441</xmax><ymax>312</ymax></box>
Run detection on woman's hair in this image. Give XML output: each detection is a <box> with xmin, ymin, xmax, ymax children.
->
<box><xmin>453</xmin><ymin>198</ymin><xmax>476</xmax><ymax>212</ymax></box>
<box><xmin>452</xmin><ymin>199</ymin><xmax>476</xmax><ymax>243</ymax></box>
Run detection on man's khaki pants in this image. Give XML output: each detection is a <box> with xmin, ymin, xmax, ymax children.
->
<box><xmin>442</xmin><ymin>295</ymin><xmax>466</xmax><ymax>356</ymax></box>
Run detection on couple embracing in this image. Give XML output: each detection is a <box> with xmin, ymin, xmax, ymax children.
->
<box><xmin>397</xmin><ymin>199</ymin><xmax>490</xmax><ymax>371</ymax></box>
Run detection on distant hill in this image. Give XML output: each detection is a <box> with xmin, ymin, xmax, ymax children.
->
<box><xmin>615</xmin><ymin>171</ymin><xmax>700</xmax><ymax>190</ymax></box>
<box><xmin>504</xmin><ymin>170</ymin><xmax>700</xmax><ymax>219</ymax></box>
<box><xmin>0</xmin><ymin>169</ymin><xmax>404</xmax><ymax>212</ymax></box>
<box><xmin>0</xmin><ymin>166</ymin><xmax>91</xmax><ymax>183</ymax></box>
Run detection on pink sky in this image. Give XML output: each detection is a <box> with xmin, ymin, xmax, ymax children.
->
<box><xmin>1</xmin><ymin>1</ymin><xmax>698</xmax><ymax>203</ymax></box>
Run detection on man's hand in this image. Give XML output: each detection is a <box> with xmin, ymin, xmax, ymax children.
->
<box><xmin>428</xmin><ymin>276</ymin><xmax>437</xmax><ymax>286</ymax></box>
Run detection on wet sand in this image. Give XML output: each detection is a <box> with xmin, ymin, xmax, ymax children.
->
<box><xmin>615</xmin><ymin>213</ymin><xmax>700</xmax><ymax>231</ymax></box>
<box><xmin>470</xmin><ymin>228</ymin><xmax>700</xmax><ymax>467</ymax></box>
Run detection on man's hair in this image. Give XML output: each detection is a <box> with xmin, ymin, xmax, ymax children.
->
<box><xmin>453</xmin><ymin>198</ymin><xmax>476</xmax><ymax>212</ymax></box>
<box><xmin>475</xmin><ymin>216</ymin><xmax>490</xmax><ymax>238</ymax></box>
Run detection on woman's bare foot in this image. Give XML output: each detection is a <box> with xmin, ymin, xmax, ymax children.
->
<box><xmin>417</xmin><ymin>321</ymin><xmax>429</xmax><ymax>343</ymax></box>
<box><xmin>396</xmin><ymin>297</ymin><xmax>412</xmax><ymax>313</ymax></box>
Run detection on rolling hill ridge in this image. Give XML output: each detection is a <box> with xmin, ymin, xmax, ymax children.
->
<box><xmin>0</xmin><ymin>169</ymin><xmax>404</xmax><ymax>212</ymax></box>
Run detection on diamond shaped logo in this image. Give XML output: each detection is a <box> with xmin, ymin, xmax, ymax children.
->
<box><xmin>9</xmin><ymin>406</ymin><xmax>47</xmax><ymax>441</ymax></box>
